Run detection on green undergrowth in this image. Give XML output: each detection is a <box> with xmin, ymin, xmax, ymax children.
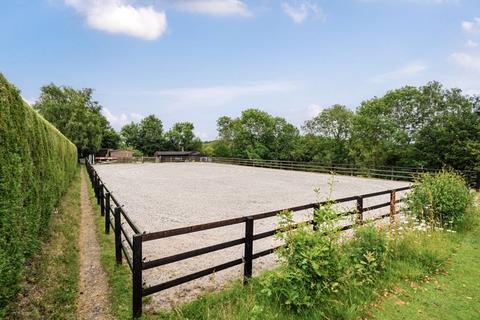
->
<box><xmin>0</xmin><ymin>74</ymin><xmax>78</xmax><ymax>316</ymax></box>
<box><xmin>84</xmin><ymin>168</ymin><xmax>133</xmax><ymax>320</ymax></box>
<box><xmin>370</xmin><ymin>199</ymin><xmax>480</xmax><ymax>319</ymax></box>
<box><xmin>5</xmin><ymin>168</ymin><xmax>81</xmax><ymax>319</ymax></box>
<box><xmin>147</xmin><ymin>183</ymin><xmax>478</xmax><ymax>320</ymax></box>
<box><xmin>148</xmin><ymin>225</ymin><xmax>462</xmax><ymax>320</ymax></box>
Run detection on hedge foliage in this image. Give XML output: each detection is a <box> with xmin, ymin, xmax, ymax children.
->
<box><xmin>0</xmin><ymin>74</ymin><xmax>77</xmax><ymax>316</ymax></box>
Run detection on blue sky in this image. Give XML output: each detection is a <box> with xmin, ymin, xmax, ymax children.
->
<box><xmin>1</xmin><ymin>0</ymin><xmax>480</xmax><ymax>139</ymax></box>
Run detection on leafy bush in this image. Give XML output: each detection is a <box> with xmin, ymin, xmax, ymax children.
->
<box><xmin>260</xmin><ymin>205</ymin><xmax>346</xmax><ymax>311</ymax></box>
<box><xmin>0</xmin><ymin>74</ymin><xmax>77</xmax><ymax>316</ymax></box>
<box><xmin>260</xmin><ymin>204</ymin><xmax>389</xmax><ymax>313</ymax></box>
<box><xmin>345</xmin><ymin>225</ymin><xmax>388</xmax><ymax>286</ymax></box>
<box><xmin>406</xmin><ymin>171</ymin><xmax>472</xmax><ymax>226</ymax></box>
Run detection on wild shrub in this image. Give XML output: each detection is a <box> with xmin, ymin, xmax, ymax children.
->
<box><xmin>0</xmin><ymin>74</ymin><xmax>77</xmax><ymax>316</ymax></box>
<box><xmin>260</xmin><ymin>202</ymin><xmax>390</xmax><ymax>313</ymax></box>
<box><xmin>406</xmin><ymin>171</ymin><xmax>472</xmax><ymax>226</ymax></box>
<box><xmin>345</xmin><ymin>225</ymin><xmax>388</xmax><ymax>286</ymax></box>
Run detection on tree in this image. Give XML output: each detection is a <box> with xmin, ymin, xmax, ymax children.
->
<box><xmin>303</xmin><ymin>104</ymin><xmax>353</xmax><ymax>140</ymax></box>
<box><xmin>101</xmin><ymin>127</ymin><xmax>121</xmax><ymax>149</ymax></box>
<box><xmin>165</xmin><ymin>122</ymin><xmax>202</xmax><ymax>151</ymax></box>
<box><xmin>413</xmin><ymin>88</ymin><xmax>480</xmax><ymax>170</ymax></box>
<box><xmin>121</xmin><ymin>122</ymin><xmax>141</xmax><ymax>149</ymax></box>
<box><xmin>302</xmin><ymin>105</ymin><xmax>354</xmax><ymax>164</ymax></box>
<box><xmin>120</xmin><ymin>115</ymin><xmax>164</xmax><ymax>156</ymax></box>
<box><xmin>34</xmin><ymin>84</ymin><xmax>108</xmax><ymax>157</ymax></box>
<box><xmin>138</xmin><ymin>115</ymin><xmax>164</xmax><ymax>155</ymax></box>
<box><xmin>215</xmin><ymin>108</ymin><xmax>299</xmax><ymax>160</ymax></box>
<box><xmin>350</xmin><ymin>82</ymin><xmax>480</xmax><ymax>169</ymax></box>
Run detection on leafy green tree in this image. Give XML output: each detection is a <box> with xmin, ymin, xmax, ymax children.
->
<box><xmin>165</xmin><ymin>122</ymin><xmax>202</xmax><ymax>151</ymax></box>
<box><xmin>138</xmin><ymin>115</ymin><xmax>164</xmax><ymax>155</ymax></box>
<box><xmin>302</xmin><ymin>105</ymin><xmax>354</xmax><ymax>164</ymax></box>
<box><xmin>303</xmin><ymin>104</ymin><xmax>353</xmax><ymax>140</ymax></box>
<box><xmin>120</xmin><ymin>122</ymin><xmax>141</xmax><ymax>149</ymax></box>
<box><xmin>34</xmin><ymin>84</ymin><xmax>108</xmax><ymax>157</ymax></box>
<box><xmin>413</xmin><ymin>89</ymin><xmax>480</xmax><ymax>170</ymax></box>
<box><xmin>216</xmin><ymin>108</ymin><xmax>299</xmax><ymax>160</ymax></box>
<box><xmin>101</xmin><ymin>127</ymin><xmax>121</xmax><ymax>149</ymax></box>
<box><xmin>350</xmin><ymin>82</ymin><xmax>480</xmax><ymax>169</ymax></box>
<box><xmin>120</xmin><ymin>115</ymin><xmax>165</xmax><ymax>155</ymax></box>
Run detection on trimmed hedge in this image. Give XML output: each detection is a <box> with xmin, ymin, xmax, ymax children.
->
<box><xmin>0</xmin><ymin>74</ymin><xmax>77</xmax><ymax>316</ymax></box>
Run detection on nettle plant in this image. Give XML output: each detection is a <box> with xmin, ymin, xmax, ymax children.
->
<box><xmin>261</xmin><ymin>194</ymin><xmax>389</xmax><ymax>312</ymax></box>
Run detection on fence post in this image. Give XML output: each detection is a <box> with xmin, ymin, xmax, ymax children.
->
<box><xmin>105</xmin><ymin>193</ymin><xmax>111</xmax><ymax>234</ymax></box>
<box><xmin>100</xmin><ymin>185</ymin><xmax>105</xmax><ymax>216</ymax></box>
<box><xmin>389</xmin><ymin>190</ymin><xmax>396</xmax><ymax>224</ymax></box>
<box><xmin>114</xmin><ymin>207</ymin><xmax>122</xmax><ymax>264</ymax></box>
<box><xmin>132</xmin><ymin>234</ymin><xmax>143</xmax><ymax>319</ymax></box>
<box><xmin>476</xmin><ymin>172</ymin><xmax>480</xmax><ymax>191</ymax></box>
<box><xmin>312</xmin><ymin>203</ymin><xmax>320</xmax><ymax>231</ymax></box>
<box><xmin>243</xmin><ymin>217</ymin><xmax>254</xmax><ymax>284</ymax></box>
<box><xmin>92</xmin><ymin>172</ymin><xmax>97</xmax><ymax>195</ymax></box>
<box><xmin>356</xmin><ymin>196</ymin><xmax>364</xmax><ymax>225</ymax></box>
<box><xmin>96</xmin><ymin>181</ymin><xmax>101</xmax><ymax>205</ymax></box>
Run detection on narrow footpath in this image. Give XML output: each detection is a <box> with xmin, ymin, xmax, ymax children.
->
<box><xmin>77</xmin><ymin>171</ymin><xmax>113</xmax><ymax>320</ymax></box>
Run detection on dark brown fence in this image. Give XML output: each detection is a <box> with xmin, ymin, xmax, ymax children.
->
<box><xmin>85</xmin><ymin>159</ymin><xmax>479</xmax><ymax>319</ymax></box>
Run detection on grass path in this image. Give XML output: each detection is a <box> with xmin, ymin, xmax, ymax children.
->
<box><xmin>77</xmin><ymin>170</ymin><xmax>113</xmax><ymax>320</ymax></box>
<box><xmin>6</xmin><ymin>169</ymin><xmax>81</xmax><ymax>319</ymax></box>
<box><xmin>371</xmin><ymin>221</ymin><xmax>480</xmax><ymax>319</ymax></box>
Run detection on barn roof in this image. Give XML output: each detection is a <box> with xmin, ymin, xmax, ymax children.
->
<box><xmin>154</xmin><ymin>151</ymin><xmax>201</xmax><ymax>156</ymax></box>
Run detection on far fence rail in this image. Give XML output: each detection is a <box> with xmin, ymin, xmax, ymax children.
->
<box><xmin>210</xmin><ymin>157</ymin><xmax>480</xmax><ymax>187</ymax></box>
<box><xmin>85</xmin><ymin>159</ymin><xmax>479</xmax><ymax>319</ymax></box>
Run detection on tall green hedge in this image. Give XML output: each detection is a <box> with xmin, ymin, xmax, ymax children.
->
<box><xmin>0</xmin><ymin>74</ymin><xmax>77</xmax><ymax>315</ymax></box>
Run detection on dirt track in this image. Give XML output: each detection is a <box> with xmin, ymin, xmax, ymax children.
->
<box><xmin>77</xmin><ymin>171</ymin><xmax>112</xmax><ymax>320</ymax></box>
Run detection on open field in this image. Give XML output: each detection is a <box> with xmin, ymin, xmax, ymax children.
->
<box><xmin>94</xmin><ymin>162</ymin><xmax>409</xmax><ymax>312</ymax></box>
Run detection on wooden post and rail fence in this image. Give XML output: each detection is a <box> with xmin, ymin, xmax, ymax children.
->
<box><xmin>85</xmin><ymin>158</ymin><xmax>480</xmax><ymax>319</ymax></box>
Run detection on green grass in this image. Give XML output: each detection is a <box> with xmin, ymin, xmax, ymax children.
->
<box><xmin>370</xmin><ymin>218</ymin><xmax>480</xmax><ymax>319</ymax></box>
<box><xmin>5</xmin><ymin>168</ymin><xmax>81</xmax><ymax>319</ymax></box>
<box><xmin>145</xmin><ymin>227</ymin><xmax>461</xmax><ymax>320</ymax></box>
<box><xmin>83</xmin><ymin>167</ymin><xmax>133</xmax><ymax>320</ymax></box>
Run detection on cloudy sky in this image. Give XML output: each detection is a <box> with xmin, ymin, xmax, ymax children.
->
<box><xmin>1</xmin><ymin>0</ymin><xmax>480</xmax><ymax>139</ymax></box>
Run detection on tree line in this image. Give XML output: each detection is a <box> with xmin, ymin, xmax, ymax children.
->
<box><xmin>34</xmin><ymin>81</ymin><xmax>480</xmax><ymax>171</ymax></box>
<box><xmin>33</xmin><ymin>84</ymin><xmax>201</xmax><ymax>157</ymax></box>
<box><xmin>206</xmin><ymin>81</ymin><xmax>480</xmax><ymax>171</ymax></box>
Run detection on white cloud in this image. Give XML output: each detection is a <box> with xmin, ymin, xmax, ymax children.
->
<box><xmin>372</xmin><ymin>61</ymin><xmax>428</xmax><ymax>83</ymax></box>
<box><xmin>462</xmin><ymin>17</ymin><xmax>480</xmax><ymax>34</ymax></box>
<box><xmin>130</xmin><ymin>112</ymin><xmax>144</xmax><ymax>122</ymax></box>
<box><xmin>466</xmin><ymin>40</ymin><xmax>479</xmax><ymax>48</ymax></box>
<box><xmin>450</xmin><ymin>52</ymin><xmax>480</xmax><ymax>71</ymax></box>
<box><xmin>194</xmin><ymin>131</ymin><xmax>209</xmax><ymax>140</ymax></box>
<box><xmin>307</xmin><ymin>104</ymin><xmax>323</xmax><ymax>117</ymax></box>
<box><xmin>173</xmin><ymin>0</ymin><xmax>250</xmax><ymax>17</ymax></box>
<box><xmin>281</xmin><ymin>1</ymin><xmax>324</xmax><ymax>24</ymax></box>
<box><xmin>138</xmin><ymin>81</ymin><xmax>296</xmax><ymax>108</ymax></box>
<box><xmin>103</xmin><ymin>108</ymin><xmax>144</xmax><ymax>127</ymax></box>
<box><xmin>65</xmin><ymin>0</ymin><xmax>167</xmax><ymax>40</ymax></box>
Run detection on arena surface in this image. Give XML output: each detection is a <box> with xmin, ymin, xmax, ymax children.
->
<box><xmin>94</xmin><ymin>162</ymin><xmax>410</xmax><ymax>311</ymax></box>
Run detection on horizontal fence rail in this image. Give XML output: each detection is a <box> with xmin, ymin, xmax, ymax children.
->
<box><xmin>210</xmin><ymin>157</ymin><xmax>480</xmax><ymax>187</ymax></box>
<box><xmin>85</xmin><ymin>158</ymin><xmax>479</xmax><ymax>319</ymax></box>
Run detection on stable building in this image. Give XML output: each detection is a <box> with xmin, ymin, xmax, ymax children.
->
<box><xmin>154</xmin><ymin>151</ymin><xmax>202</xmax><ymax>162</ymax></box>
